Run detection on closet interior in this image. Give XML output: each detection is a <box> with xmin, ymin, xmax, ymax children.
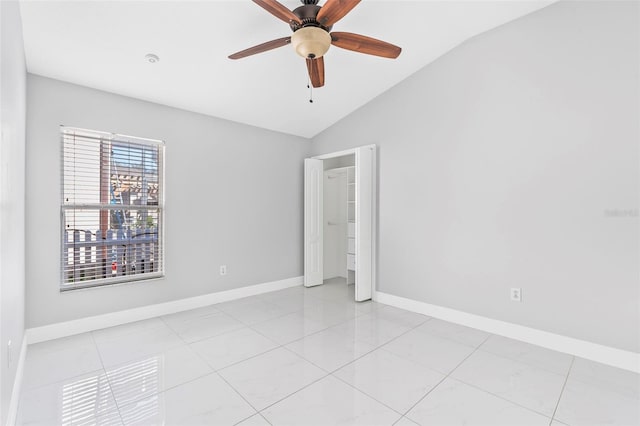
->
<box><xmin>322</xmin><ymin>154</ymin><xmax>356</xmax><ymax>285</ymax></box>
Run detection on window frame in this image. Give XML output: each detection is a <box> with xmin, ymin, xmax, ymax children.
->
<box><xmin>60</xmin><ymin>126</ymin><xmax>165</xmax><ymax>291</ymax></box>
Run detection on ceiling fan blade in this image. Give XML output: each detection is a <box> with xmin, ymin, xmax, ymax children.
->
<box><xmin>252</xmin><ymin>0</ymin><xmax>302</xmax><ymax>25</ymax></box>
<box><xmin>306</xmin><ymin>57</ymin><xmax>325</xmax><ymax>88</ymax></box>
<box><xmin>316</xmin><ymin>0</ymin><xmax>361</xmax><ymax>27</ymax></box>
<box><xmin>331</xmin><ymin>32</ymin><xmax>401</xmax><ymax>59</ymax></box>
<box><xmin>228</xmin><ymin>37</ymin><xmax>291</xmax><ymax>60</ymax></box>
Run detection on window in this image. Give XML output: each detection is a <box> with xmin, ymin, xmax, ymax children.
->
<box><xmin>61</xmin><ymin>127</ymin><xmax>164</xmax><ymax>290</ymax></box>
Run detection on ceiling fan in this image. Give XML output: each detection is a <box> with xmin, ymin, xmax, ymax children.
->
<box><xmin>229</xmin><ymin>0</ymin><xmax>402</xmax><ymax>88</ymax></box>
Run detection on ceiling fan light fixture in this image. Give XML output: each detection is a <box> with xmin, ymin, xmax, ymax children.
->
<box><xmin>291</xmin><ymin>26</ymin><xmax>331</xmax><ymax>59</ymax></box>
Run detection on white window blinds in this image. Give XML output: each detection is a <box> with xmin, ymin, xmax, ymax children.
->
<box><xmin>61</xmin><ymin>126</ymin><xmax>165</xmax><ymax>290</ymax></box>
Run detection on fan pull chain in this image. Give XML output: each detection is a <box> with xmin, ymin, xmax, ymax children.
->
<box><xmin>308</xmin><ymin>78</ymin><xmax>314</xmax><ymax>103</ymax></box>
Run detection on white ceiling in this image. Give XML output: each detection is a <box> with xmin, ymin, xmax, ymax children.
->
<box><xmin>19</xmin><ymin>0</ymin><xmax>555</xmax><ymax>138</ymax></box>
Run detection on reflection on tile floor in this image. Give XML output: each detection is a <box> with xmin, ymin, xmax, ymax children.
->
<box><xmin>17</xmin><ymin>278</ymin><xmax>640</xmax><ymax>425</ymax></box>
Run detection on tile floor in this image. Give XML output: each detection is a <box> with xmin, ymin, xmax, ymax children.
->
<box><xmin>17</xmin><ymin>278</ymin><xmax>640</xmax><ymax>425</ymax></box>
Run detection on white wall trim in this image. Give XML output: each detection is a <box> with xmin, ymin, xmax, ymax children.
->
<box><xmin>6</xmin><ymin>337</ymin><xmax>27</xmax><ymax>426</ymax></box>
<box><xmin>375</xmin><ymin>291</ymin><xmax>640</xmax><ymax>373</ymax></box>
<box><xmin>311</xmin><ymin>144</ymin><xmax>376</xmax><ymax>160</ymax></box>
<box><xmin>26</xmin><ymin>276</ymin><xmax>303</xmax><ymax>344</ymax></box>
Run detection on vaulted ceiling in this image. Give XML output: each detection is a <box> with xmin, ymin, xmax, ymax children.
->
<box><xmin>19</xmin><ymin>0</ymin><xmax>555</xmax><ymax>138</ymax></box>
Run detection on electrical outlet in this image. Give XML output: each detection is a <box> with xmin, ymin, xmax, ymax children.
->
<box><xmin>7</xmin><ymin>340</ymin><xmax>12</xmax><ymax>368</ymax></box>
<box><xmin>219</xmin><ymin>265</ymin><xmax>227</xmax><ymax>276</ymax></box>
<box><xmin>510</xmin><ymin>288</ymin><xmax>522</xmax><ymax>302</ymax></box>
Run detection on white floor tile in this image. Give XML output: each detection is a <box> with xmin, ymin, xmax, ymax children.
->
<box><xmin>382</xmin><ymin>328</ymin><xmax>476</xmax><ymax>374</ymax></box>
<box><xmin>17</xmin><ymin>370</ymin><xmax>122</xmax><ymax>426</ymax></box>
<box><xmin>417</xmin><ymin>319</ymin><xmax>490</xmax><ymax>348</ymax></box>
<box><xmin>164</xmin><ymin>310</ymin><xmax>245</xmax><ymax>343</ymax></box>
<box><xmin>406</xmin><ymin>378</ymin><xmax>550</xmax><ymax>426</ymax></box>
<box><xmin>554</xmin><ymin>359</ymin><xmax>640</xmax><ymax>426</ymax></box>
<box><xmin>17</xmin><ymin>284</ymin><xmax>635</xmax><ymax>426</ymax></box>
<box><xmin>29</xmin><ymin>332</ymin><xmax>95</xmax><ymax>351</ymax></box>
<box><xmin>250</xmin><ymin>311</ymin><xmax>328</xmax><ymax>345</ymax></box>
<box><xmin>216</xmin><ymin>296</ymin><xmax>294</xmax><ymax>325</ymax></box>
<box><xmin>105</xmin><ymin>345</ymin><xmax>212</xmax><ymax>406</ymax></box>
<box><xmin>190</xmin><ymin>327</ymin><xmax>278</xmax><ymax>370</ymax></box>
<box><xmin>334</xmin><ymin>349</ymin><xmax>445</xmax><ymax>413</ymax></box>
<box><xmin>214</xmin><ymin>295</ymin><xmax>262</xmax><ymax>309</ymax></box>
<box><xmin>261</xmin><ymin>292</ymin><xmax>319</xmax><ymax>315</ymax></box>
<box><xmin>237</xmin><ymin>414</ymin><xmax>272</xmax><ymax>425</ymax></box>
<box><xmin>329</xmin><ymin>314</ymin><xmax>415</xmax><ymax>347</ymax></box>
<box><xmin>258</xmin><ymin>287</ymin><xmax>307</xmax><ymax>308</ymax></box>
<box><xmin>95</xmin><ymin>325</ymin><xmax>185</xmax><ymax>367</ymax></box>
<box><xmin>353</xmin><ymin>300</ymin><xmax>383</xmax><ymax>315</ymax></box>
<box><xmin>479</xmin><ymin>335</ymin><xmax>573</xmax><ymax>375</ymax></box>
<box><xmin>569</xmin><ymin>357</ymin><xmax>640</xmax><ymax>397</ymax></box>
<box><xmin>261</xmin><ymin>375</ymin><xmax>401</xmax><ymax>426</ymax></box>
<box><xmin>92</xmin><ymin>318</ymin><xmax>167</xmax><ymax>344</ymax></box>
<box><xmin>369</xmin><ymin>306</ymin><xmax>429</xmax><ymax>329</ymax></box>
<box><xmin>119</xmin><ymin>373</ymin><xmax>256</xmax><ymax>425</ymax></box>
<box><xmin>393</xmin><ymin>417</ymin><xmax>419</xmax><ymax>426</ymax></box>
<box><xmin>285</xmin><ymin>327</ymin><xmax>377</xmax><ymax>372</ymax></box>
<box><xmin>159</xmin><ymin>304</ymin><xmax>220</xmax><ymax>327</ymax></box>
<box><xmin>303</xmin><ymin>280</ymin><xmax>355</xmax><ymax>301</ymax></box>
<box><xmin>22</xmin><ymin>333</ymin><xmax>103</xmax><ymax>390</ymax></box>
<box><xmin>301</xmin><ymin>292</ymin><xmax>344</xmax><ymax>310</ymax></box>
<box><xmin>258</xmin><ymin>285</ymin><xmax>305</xmax><ymax>302</ymax></box>
<box><xmin>554</xmin><ymin>379</ymin><xmax>640</xmax><ymax>426</ymax></box>
<box><xmin>262</xmin><ymin>294</ymin><xmax>306</xmax><ymax>313</ymax></box>
<box><xmin>451</xmin><ymin>350</ymin><xmax>566</xmax><ymax>417</ymax></box>
<box><xmin>218</xmin><ymin>347</ymin><xmax>326</xmax><ymax>410</ymax></box>
<box><xmin>302</xmin><ymin>299</ymin><xmax>365</xmax><ymax>328</ymax></box>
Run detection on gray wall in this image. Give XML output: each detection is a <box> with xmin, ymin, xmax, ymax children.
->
<box><xmin>26</xmin><ymin>75</ymin><xmax>310</xmax><ymax>328</ymax></box>
<box><xmin>311</xmin><ymin>1</ymin><xmax>639</xmax><ymax>353</ymax></box>
<box><xmin>0</xmin><ymin>0</ymin><xmax>27</xmax><ymax>423</ymax></box>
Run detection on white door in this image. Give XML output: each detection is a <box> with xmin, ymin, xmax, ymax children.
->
<box><xmin>304</xmin><ymin>159</ymin><xmax>324</xmax><ymax>287</ymax></box>
<box><xmin>355</xmin><ymin>147</ymin><xmax>374</xmax><ymax>301</ymax></box>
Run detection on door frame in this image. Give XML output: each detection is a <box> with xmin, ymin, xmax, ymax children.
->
<box><xmin>305</xmin><ymin>144</ymin><xmax>377</xmax><ymax>300</ymax></box>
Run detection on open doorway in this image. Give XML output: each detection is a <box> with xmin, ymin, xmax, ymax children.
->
<box><xmin>304</xmin><ymin>145</ymin><xmax>376</xmax><ymax>301</ymax></box>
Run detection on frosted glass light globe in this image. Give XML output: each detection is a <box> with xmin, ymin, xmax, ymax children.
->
<box><xmin>291</xmin><ymin>27</ymin><xmax>331</xmax><ymax>59</ymax></box>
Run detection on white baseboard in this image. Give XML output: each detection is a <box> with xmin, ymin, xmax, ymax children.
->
<box><xmin>375</xmin><ymin>291</ymin><xmax>640</xmax><ymax>374</ymax></box>
<box><xmin>6</xmin><ymin>336</ymin><xmax>27</xmax><ymax>426</ymax></box>
<box><xmin>26</xmin><ymin>276</ymin><xmax>303</xmax><ymax>344</ymax></box>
